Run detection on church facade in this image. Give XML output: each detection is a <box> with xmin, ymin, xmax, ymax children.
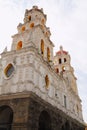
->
<box><xmin>0</xmin><ymin>6</ymin><xmax>85</xmax><ymax>130</ymax></box>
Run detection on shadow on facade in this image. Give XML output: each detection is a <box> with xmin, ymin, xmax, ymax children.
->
<box><xmin>0</xmin><ymin>105</ymin><xmax>13</xmax><ymax>130</ymax></box>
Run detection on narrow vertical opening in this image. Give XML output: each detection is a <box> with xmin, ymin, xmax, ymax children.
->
<box><xmin>47</xmin><ymin>47</ymin><xmax>50</xmax><ymax>62</ymax></box>
<box><xmin>45</xmin><ymin>75</ymin><xmax>49</xmax><ymax>88</ymax></box>
<box><xmin>64</xmin><ymin>95</ymin><xmax>67</xmax><ymax>108</ymax></box>
<box><xmin>41</xmin><ymin>39</ymin><xmax>44</xmax><ymax>56</ymax></box>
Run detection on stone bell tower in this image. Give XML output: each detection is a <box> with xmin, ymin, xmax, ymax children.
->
<box><xmin>0</xmin><ymin>6</ymin><xmax>85</xmax><ymax>130</ymax></box>
<box><xmin>53</xmin><ymin>46</ymin><xmax>78</xmax><ymax>95</ymax></box>
<box><xmin>11</xmin><ymin>5</ymin><xmax>54</xmax><ymax>62</ymax></box>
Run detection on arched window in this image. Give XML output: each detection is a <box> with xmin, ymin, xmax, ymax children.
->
<box><xmin>41</xmin><ymin>39</ymin><xmax>44</xmax><ymax>56</ymax></box>
<box><xmin>30</xmin><ymin>23</ymin><xmax>34</xmax><ymax>28</ymax></box>
<box><xmin>0</xmin><ymin>105</ymin><xmax>13</xmax><ymax>130</ymax></box>
<box><xmin>47</xmin><ymin>47</ymin><xmax>50</xmax><ymax>62</ymax></box>
<box><xmin>21</xmin><ymin>26</ymin><xmax>25</xmax><ymax>32</ymax></box>
<box><xmin>28</xmin><ymin>15</ymin><xmax>31</xmax><ymax>21</ymax></box>
<box><xmin>38</xmin><ymin>111</ymin><xmax>51</xmax><ymax>130</ymax></box>
<box><xmin>16</xmin><ymin>41</ymin><xmax>22</xmax><ymax>50</ymax></box>
<box><xmin>4</xmin><ymin>63</ymin><xmax>14</xmax><ymax>77</ymax></box>
<box><xmin>59</xmin><ymin>58</ymin><xmax>62</xmax><ymax>64</ymax></box>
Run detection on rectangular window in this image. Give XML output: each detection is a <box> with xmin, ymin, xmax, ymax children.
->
<box><xmin>64</xmin><ymin>95</ymin><xmax>67</xmax><ymax>108</ymax></box>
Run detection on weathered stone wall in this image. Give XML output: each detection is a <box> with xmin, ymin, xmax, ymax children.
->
<box><xmin>0</xmin><ymin>96</ymin><xmax>29</xmax><ymax>130</ymax></box>
<box><xmin>28</xmin><ymin>93</ymin><xmax>85</xmax><ymax>130</ymax></box>
<box><xmin>0</xmin><ymin>92</ymin><xmax>85</xmax><ymax>130</ymax></box>
<box><xmin>0</xmin><ymin>94</ymin><xmax>84</xmax><ymax>130</ymax></box>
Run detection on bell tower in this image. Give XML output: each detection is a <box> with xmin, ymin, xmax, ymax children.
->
<box><xmin>54</xmin><ymin>46</ymin><xmax>71</xmax><ymax>72</ymax></box>
<box><xmin>11</xmin><ymin>5</ymin><xmax>54</xmax><ymax>62</ymax></box>
<box><xmin>54</xmin><ymin>46</ymin><xmax>78</xmax><ymax>95</ymax></box>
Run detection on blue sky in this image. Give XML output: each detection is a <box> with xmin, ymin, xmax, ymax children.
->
<box><xmin>0</xmin><ymin>0</ymin><xmax>87</xmax><ymax>123</ymax></box>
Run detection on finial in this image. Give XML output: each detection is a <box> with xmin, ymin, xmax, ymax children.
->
<box><xmin>3</xmin><ymin>46</ymin><xmax>7</xmax><ymax>52</ymax></box>
<box><xmin>41</xmin><ymin>8</ymin><xmax>43</xmax><ymax>12</ymax></box>
<box><xmin>60</xmin><ymin>45</ymin><xmax>63</xmax><ymax>51</ymax></box>
<box><xmin>33</xmin><ymin>6</ymin><xmax>38</xmax><ymax>9</ymax></box>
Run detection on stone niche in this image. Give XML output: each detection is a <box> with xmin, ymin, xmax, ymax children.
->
<box><xmin>0</xmin><ymin>92</ymin><xmax>85</xmax><ymax>130</ymax></box>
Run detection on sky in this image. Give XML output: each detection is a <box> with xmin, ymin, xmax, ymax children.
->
<box><xmin>0</xmin><ymin>0</ymin><xmax>87</xmax><ymax>123</ymax></box>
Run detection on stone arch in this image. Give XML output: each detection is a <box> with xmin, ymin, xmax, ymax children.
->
<box><xmin>0</xmin><ymin>105</ymin><xmax>13</xmax><ymax>130</ymax></box>
<box><xmin>38</xmin><ymin>110</ymin><xmax>51</xmax><ymax>130</ymax></box>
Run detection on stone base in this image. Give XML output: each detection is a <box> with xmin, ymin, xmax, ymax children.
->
<box><xmin>0</xmin><ymin>92</ymin><xmax>85</xmax><ymax>130</ymax></box>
